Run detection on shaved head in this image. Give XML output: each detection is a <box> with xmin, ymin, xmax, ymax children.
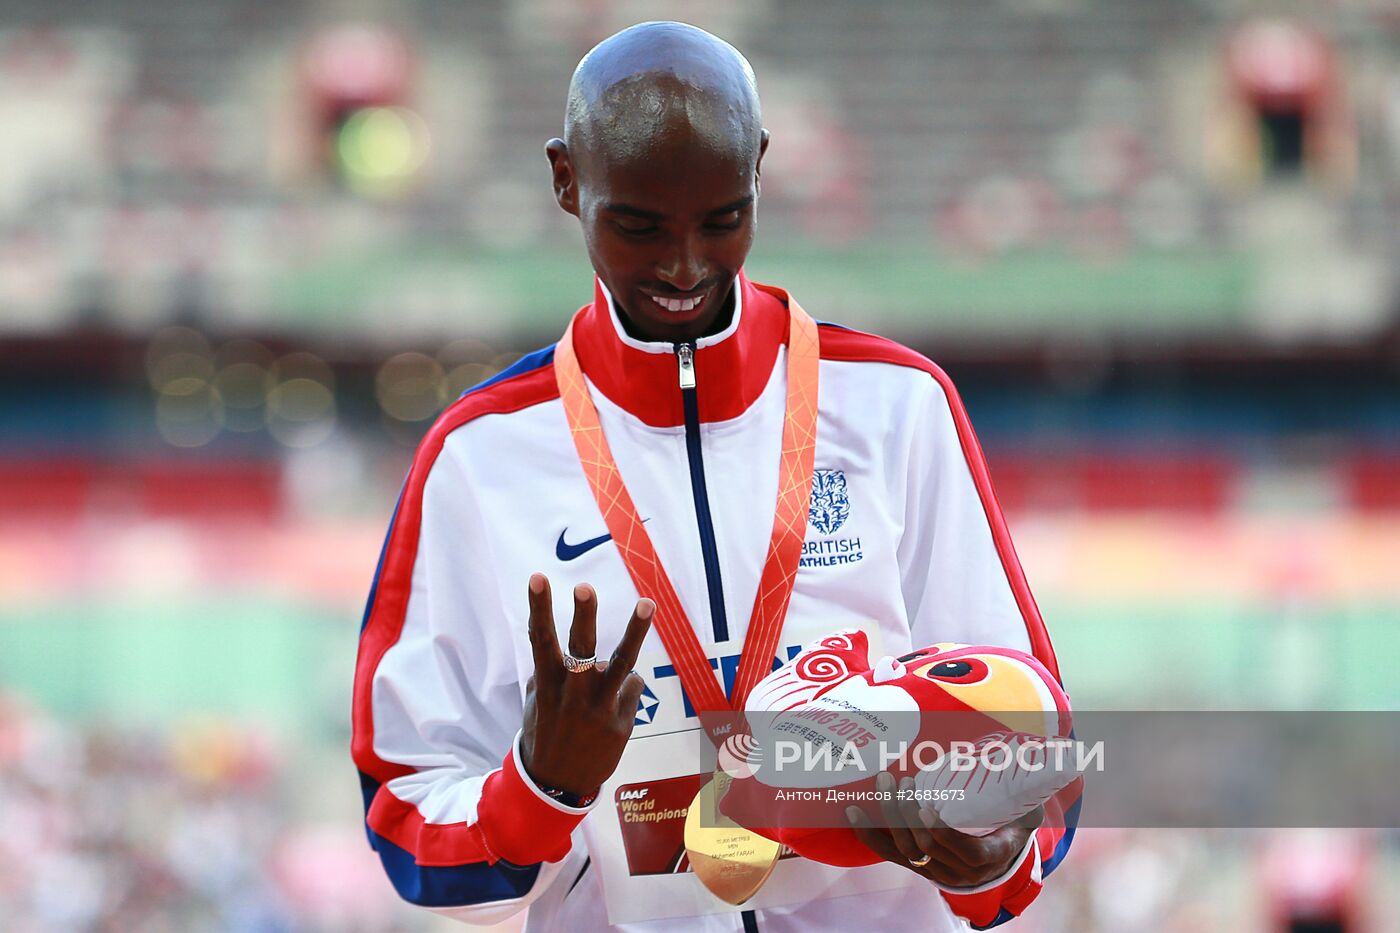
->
<box><xmin>545</xmin><ymin>22</ymin><xmax>770</xmax><ymax>342</ymax></box>
<box><xmin>564</xmin><ymin>21</ymin><xmax>762</xmax><ymax>168</ymax></box>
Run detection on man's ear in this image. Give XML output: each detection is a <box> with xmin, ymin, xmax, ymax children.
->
<box><xmin>754</xmin><ymin>128</ymin><xmax>770</xmax><ymax>196</ymax></box>
<box><xmin>545</xmin><ymin>139</ymin><xmax>580</xmax><ymax>216</ymax></box>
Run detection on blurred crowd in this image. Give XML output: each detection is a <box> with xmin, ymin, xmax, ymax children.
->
<box><xmin>0</xmin><ymin>693</ymin><xmax>416</xmax><ymax>933</ymax></box>
<box><xmin>4</xmin><ymin>1</ymin><xmax>1400</xmax><ymax>338</ymax></box>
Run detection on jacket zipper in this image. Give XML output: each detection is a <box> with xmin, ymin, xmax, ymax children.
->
<box><xmin>677</xmin><ymin>342</ymin><xmax>729</xmax><ymax>643</ymax></box>
<box><xmin>676</xmin><ymin>343</ymin><xmax>757</xmax><ymax>933</ymax></box>
<box><xmin>678</xmin><ymin>343</ymin><xmax>697</xmax><ymax>390</ymax></box>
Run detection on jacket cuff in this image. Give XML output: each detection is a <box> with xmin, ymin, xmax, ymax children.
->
<box><xmin>476</xmin><ymin>731</ymin><xmax>595</xmax><ymax>866</ymax></box>
<box><xmin>937</xmin><ymin>835</ymin><xmax>1042</xmax><ymax>928</ymax></box>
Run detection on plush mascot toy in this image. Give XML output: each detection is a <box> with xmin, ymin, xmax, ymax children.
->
<box><xmin>718</xmin><ymin>630</ymin><xmax>1077</xmax><ymax>867</ymax></box>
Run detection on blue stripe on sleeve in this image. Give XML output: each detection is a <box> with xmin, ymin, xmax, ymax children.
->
<box><xmin>359</xmin><ymin>770</ymin><xmax>541</xmax><ymax>908</ymax></box>
<box><xmin>972</xmin><ymin>907</ymin><xmax>1015</xmax><ymax>930</ymax></box>
<box><xmin>359</xmin><ymin>490</ymin><xmax>401</xmax><ymax>635</ymax></box>
<box><xmin>459</xmin><ymin>344</ymin><xmax>557</xmax><ymax>398</ymax></box>
<box><xmin>372</xmin><ymin>830</ymin><xmax>541</xmax><ymax>907</ymax></box>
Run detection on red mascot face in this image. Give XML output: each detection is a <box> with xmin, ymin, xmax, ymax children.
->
<box><xmin>723</xmin><ymin>630</ymin><xmax>1075</xmax><ymax>869</ymax></box>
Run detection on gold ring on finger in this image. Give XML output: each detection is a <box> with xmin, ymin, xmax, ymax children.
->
<box><xmin>562</xmin><ymin>653</ymin><xmax>598</xmax><ymax>673</ymax></box>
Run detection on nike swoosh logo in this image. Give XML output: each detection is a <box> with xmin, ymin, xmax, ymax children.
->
<box><xmin>555</xmin><ymin>519</ymin><xmax>648</xmax><ymax>562</ymax></box>
<box><xmin>556</xmin><ymin>529</ymin><xmax>613</xmax><ymax>562</ymax></box>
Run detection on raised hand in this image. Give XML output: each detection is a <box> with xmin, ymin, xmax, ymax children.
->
<box><xmin>520</xmin><ymin>573</ymin><xmax>654</xmax><ymax>798</ymax></box>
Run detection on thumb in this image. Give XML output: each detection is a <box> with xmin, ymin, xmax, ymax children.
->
<box><xmin>616</xmin><ymin>671</ymin><xmax>646</xmax><ymax>723</ymax></box>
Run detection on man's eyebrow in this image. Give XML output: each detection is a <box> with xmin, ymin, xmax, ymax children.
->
<box><xmin>601</xmin><ymin>195</ymin><xmax>756</xmax><ymax>221</ymax></box>
<box><xmin>602</xmin><ymin>203</ymin><xmax>665</xmax><ymax>221</ymax></box>
<box><xmin>707</xmin><ymin>196</ymin><xmax>755</xmax><ymax>215</ymax></box>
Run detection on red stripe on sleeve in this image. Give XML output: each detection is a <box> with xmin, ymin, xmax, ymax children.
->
<box><xmin>367</xmin><ymin>784</ymin><xmax>496</xmax><ymax>866</ymax></box>
<box><xmin>366</xmin><ymin>745</ymin><xmax>587</xmax><ymax>866</ymax></box>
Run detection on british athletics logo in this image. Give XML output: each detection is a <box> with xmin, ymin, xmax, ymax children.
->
<box><xmin>808</xmin><ymin>469</ymin><xmax>850</xmax><ymax>534</ymax></box>
<box><xmin>803</xmin><ymin>469</ymin><xmax>863</xmax><ymax>568</ymax></box>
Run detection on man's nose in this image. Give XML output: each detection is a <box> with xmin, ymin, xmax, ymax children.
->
<box><xmin>656</xmin><ymin>238</ymin><xmax>706</xmax><ymax>291</ymax></box>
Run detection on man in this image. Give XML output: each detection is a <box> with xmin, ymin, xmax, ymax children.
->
<box><xmin>352</xmin><ymin>21</ymin><xmax>1074</xmax><ymax>931</ymax></box>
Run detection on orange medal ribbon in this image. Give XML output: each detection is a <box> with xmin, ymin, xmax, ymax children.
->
<box><xmin>554</xmin><ymin>289</ymin><xmax>819</xmax><ymax>716</ymax></box>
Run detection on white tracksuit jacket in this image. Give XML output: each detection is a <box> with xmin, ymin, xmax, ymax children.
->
<box><xmin>352</xmin><ymin>272</ymin><xmax>1076</xmax><ymax>931</ymax></box>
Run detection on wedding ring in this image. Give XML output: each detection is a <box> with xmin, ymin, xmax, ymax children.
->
<box><xmin>562</xmin><ymin>653</ymin><xmax>599</xmax><ymax>673</ymax></box>
<box><xmin>908</xmin><ymin>853</ymin><xmax>933</xmax><ymax>868</ymax></box>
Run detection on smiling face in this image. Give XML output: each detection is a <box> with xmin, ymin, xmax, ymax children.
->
<box><xmin>546</xmin><ymin>22</ymin><xmax>768</xmax><ymax>343</ymax></box>
<box><xmin>549</xmin><ymin>123</ymin><xmax>767</xmax><ymax>342</ymax></box>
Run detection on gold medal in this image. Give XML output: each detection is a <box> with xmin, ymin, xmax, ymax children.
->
<box><xmin>683</xmin><ymin>771</ymin><xmax>782</xmax><ymax>906</ymax></box>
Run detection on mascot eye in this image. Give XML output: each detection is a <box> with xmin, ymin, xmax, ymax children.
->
<box><xmin>897</xmin><ymin>650</ymin><xmax>929</xmax><ymax>663</ymax></box>
<box><xmin>925</xmin><ymin>658</ymin><xmax>989</xmax><ymax>684</ymax></box>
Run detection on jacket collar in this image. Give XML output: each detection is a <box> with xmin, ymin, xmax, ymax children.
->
<box><xmin>568</xmin><ymin>269</ymin><xmax>790</xmax><ymax>428</ymax></box>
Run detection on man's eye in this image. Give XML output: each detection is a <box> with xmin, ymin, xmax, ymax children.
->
<box><xmin>706</xmin><ymin>212</ymin><xmax>742</xmax><ymax>231</ymax></box>
<box><xmin>613</xmin><ymin>222</ymin><xmax>658</xmax><ymax>236</ymax></box>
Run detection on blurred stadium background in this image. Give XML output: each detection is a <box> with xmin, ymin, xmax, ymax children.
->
<box><xmin>1</xmin><ymin>0</ymin><xmax>1398</xmax><ymax>930</ymax></box>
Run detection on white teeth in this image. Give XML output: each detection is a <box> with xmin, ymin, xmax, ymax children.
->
<box><xmin>652</xmin><ymin>294</ymin><xmax>702</xmax><ymax>312</ymax></box>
